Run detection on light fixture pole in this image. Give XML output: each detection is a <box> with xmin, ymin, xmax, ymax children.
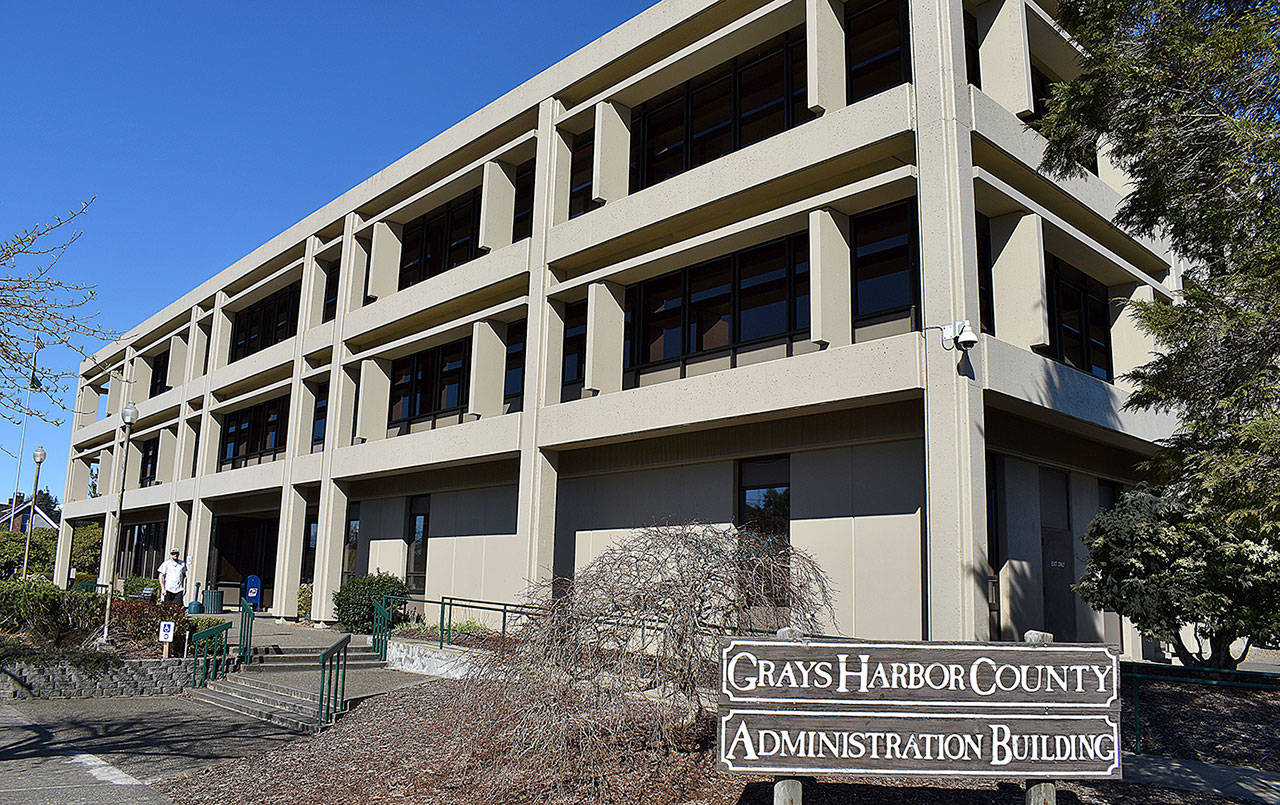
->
<box><xmin>100</xmin><ymin>401</ymin><xmax>138</xmax><ymax>643</ymax></box>
<box><xmin>20</xmin><ymin>445</ymin><xmax>46</xmax><ymax>578</ymax></box>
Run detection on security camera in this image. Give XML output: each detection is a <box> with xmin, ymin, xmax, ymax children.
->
<box><xmin>941</xmin><ymin>320</ymin><xmax>979</xmax><ymax>350</ymax></box>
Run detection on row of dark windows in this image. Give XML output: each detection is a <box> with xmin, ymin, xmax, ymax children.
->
<box><xmin>388</xmin><ymin>339</ymin><xmax>472</xmax><ymax>428</ymax></box>
<box><xmin>219</xmin><ymin>395</ymin><xmax>290</xmax><ymax>470</ymax></box>
<box><xmin>398</xmin><ymin>189</ymin><xmax>483</xmax><ymax>291</ymax></box>
<box><xmin>230</xmin><ymin>282</ymin><xmax>301</xmax><ymax>363</ymax></box>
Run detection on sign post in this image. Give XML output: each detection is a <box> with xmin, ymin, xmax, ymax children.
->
<box><xmin>718</xmin><ymin>636</ymin><xmax>1121</xmax><ymax>798</ymax></box>
<box><xmin>158</xmin><ymin>620</ymin><xmax>176</xmax><ymax>659</ymax></box>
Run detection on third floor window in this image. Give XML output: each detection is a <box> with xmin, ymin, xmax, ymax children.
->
<box><xmin>1037</xmin><ymin>255</ymin><xmax>1113</xmax><ymax>382</ymax></box>
<box><xmin>398</xmin><ymin>188</ymin><xmax>482</xmax><ymax>290</ymax></box>
<box><xmin>388</xmin><ymin>338</ymin><xmax>472</xmax><ymax>429</ymax></box>
<box><xmin>230</xmin><ymin>282</ymin><xmax>301</xmax><ymax>363</ymax></box>
<box><xmin>219</xmin><ymin>395</ymin><xmax>290</xmax><ymax>470</ymax></box>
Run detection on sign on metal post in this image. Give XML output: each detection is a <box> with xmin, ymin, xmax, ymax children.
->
<box><xmin>718</xmin><ymin>639</ymin><xmax>1121</xmax><ymax>780</ymax></box>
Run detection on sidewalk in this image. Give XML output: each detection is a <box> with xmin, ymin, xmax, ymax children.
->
<box><xmin>1126</xmin><ymin>753</ymin><xmax>1280</xmax><ymax>804</ymax></box>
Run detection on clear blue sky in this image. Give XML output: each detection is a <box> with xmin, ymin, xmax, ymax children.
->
<box><xmin>0</xmin><ymin>0</ymin><xmax>652</xmax><ymax>512</ymax></box>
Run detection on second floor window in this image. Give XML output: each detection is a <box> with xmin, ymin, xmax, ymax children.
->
<box><xmin>321</xmin><ymin>261</ymin><xmax>339</xmax><ymax>323</ymax></box>
<box><xmin>388</xmin><ymin>338</ymin><xmax>472</xmax><ymax>428</ymax></box>
<box><xmin>137</xmin><ymin>437</ymin><xmax>160</xmax><ymax>486</ymax></box>
<box><xmin>1038</xmin><ymin>255</ymin><xmax>1113</xmax><ymax>382</ymax></box>
<box><xmin>629</xmin><ymin>27</ymin><xmax>812</xmax><ymax>193</ymax></box>
<box><xmin>218</xmin><ymin>395</ymin><xmax>290</xmax><ymax>470</ymax></box>
<box><xmin>230</xmin><ymin>282</ymin><xmax>301</xmax><ymax>363</ymax></box>
<box><xmin>568</xmin><ymin>131</ymin><xmax>599</xmax><ymax>219</ymax></box>
<box><xmin>505</xmin><ymin>320</ymin><xmax>526</xmax><ymax>413</ymax></box>
<box><xmin>512</xmin><ymin>160</ymin><xmax>536</xmax><ymax>241</ymax></box>
<box><xmin>561</xmin><ymin>302</ymin><xmax>588</xmax><ymax>402</ymax></box>
<box><xmin>847</xmin><ymin>0</ymin><xmax>911</xmax><ymax>103</ymax></box>
<box><xmin>398</xmin><ymin>189</ymin><xmax>482</xmax><ymax>290</ymax></box>
<box><xmin>311</xmin><ymin>382</ymin><xmax>329</xmax><ymax>451</ymax></box>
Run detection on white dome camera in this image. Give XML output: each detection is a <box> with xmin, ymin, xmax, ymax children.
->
<box><xmin>942</xmin><ymin>320</ymin><xmax>979</xmax><ymax>350</ymax></box>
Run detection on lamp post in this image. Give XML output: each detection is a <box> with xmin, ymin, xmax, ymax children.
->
<box><xmin>100</xmin><ymin>401</ymin><xmax>138</xmax><ymax>643</ymax></box>
<box><xmin>19</xmin><ymin>445</ymin><xmax>46</xmax><ymax>578</ymax></box>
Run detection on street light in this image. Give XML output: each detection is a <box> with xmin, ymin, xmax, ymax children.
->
<box><xmin>19</xmin><ymin>445</ymin><xmax>46</xmax><ymax>578</ymax></box>
<box><xmin>101</xmin><ymin>401</ymin><xmax>139</xmax><ymax>643</ymax></box>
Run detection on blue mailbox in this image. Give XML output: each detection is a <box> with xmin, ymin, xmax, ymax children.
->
<box><xmin>244</xmin><ymin>574</ymin><xmax>262</xmax><ymax>610</ymax></box>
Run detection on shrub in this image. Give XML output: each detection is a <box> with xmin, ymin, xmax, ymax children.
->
<box><xmin>122</xmin><ymin>576</ymin><xmax>160</xmax><ymax>600</ymax></box>
<box><xmin>110</xmin><ymin>600</ymin><xmax>189</xmax><ymax>651</ymax></box>
<box><xmin>189</xmin><ymin>615</ymin><xmax>225</xmax><ymax>634</ymax></box>
<box><xmin>0</xmin><ymin>577</ymin><xmax>104</xmax><ymax>647</ymax></box>
<box><xmin>0</xmin><ymin>636</ymin><xmax>122</xmax><ymax>676</ymax></box>
<box><xmin>297</xmin><ymin>582</ymin><xmax>313</xmax><ymax>620</ymax></box>
<box><xmin>333</xmin><ymin>573</ymin><xmax>408</xmax><ymax>633</ymax></box>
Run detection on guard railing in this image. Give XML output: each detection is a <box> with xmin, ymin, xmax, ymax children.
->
<box><xmin>238</xmin><ymin>597</ymin><xmax>255</xmax><ymax>659</ymax></box>
<box><xmin>190</xmin><ymin>620</ymin><xmax>232</xmax><ymax>688</ymax></box>
<box><xmin>317</xmin><ymin>634</ymin><xmax>350</xmax><ymax>728</ymax></box>
<box><xmin>1120</xmin><ymin>660</ymin><xmax>1280</xmax><ymax>754</ymax></box>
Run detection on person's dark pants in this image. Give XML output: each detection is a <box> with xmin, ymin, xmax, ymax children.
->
<box><xmin>163</xmin><ymin>591</ymin><xmax>182</xmax><ymax>605</ymax></box>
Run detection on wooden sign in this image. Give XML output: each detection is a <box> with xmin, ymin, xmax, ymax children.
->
<box><xmin>718</xmin><ymin>639</ymin><xmax>1121</xmax><ymax>780</ymax></box>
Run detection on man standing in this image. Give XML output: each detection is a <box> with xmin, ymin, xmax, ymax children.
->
<box><xmin>157</xmin><ymin>549</ymin><xmax>187</xmax><ymax>605</ymax></box>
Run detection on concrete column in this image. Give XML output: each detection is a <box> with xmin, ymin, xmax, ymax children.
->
<box><xmin>189</xmin><ymin>319</ymin><xmax>210</xmax><ymax>379</ymax></box>
<box><xmin>197</xmin><ymin>410</ymin><xmax>222</xmax><ymax>477</ymax></box>
<box><xmin>53</xmin><ymin>518</ymin><xmax>74</xmax><ymax>587</ymax></box>
<box><xmin>517</xmin><ymin>97</ymin><xmax>568</xmax><ymax>586</ymax></box>
<box><xmin>177</xmin><ymin>417</ymin><xmax>197</xmax><ymax>481</ymax></box>
<box><xmin>592</xmin><ymin>101</ymin><xmax>631</xmax><ymax>204</ymax></box>
<box><xmin>98</xmin><ymin>448</ymin><xmax>115</xmax><ymax>497</ymax></box>
<box><xmin>367</xmin><ymin>221</ymin><xmax>403</xmax><ymax>302</ymax></box>
<box><xmin>187</xmin><ymin>499</ymin><xmax>215</xmax><ymax>606</ymax></box>
<box><xmin>468</xmin><ymin>320</ymin><xmax>508</xmax><ymax>420</ymax></box>
<box><xmin>167</xmin><ymin>334</ymin><xmax>188</xmax><ymax>387</ymax></box>
<box><xmin>273</xmin><ymin>484</ymin><xmax>309</xmax><ymax>618</ymax></box>
<box><xmin>1110</xmin><ymin>282</ymin><xmax>1155</xmax><ymax>392</ymax></box>
<box><xmin>976</xmin><ymin>0</ymin><xmax>1034</xmax><ymax>118</ymax></box>
<box><xmin>808</xmin><ymin>208</ymin><xmax>853</xmax><ymax>348</ymax></box>
<box><xmin>124</xmin><ymin>440</ymin><xmax>142</xmax><ymax>491</ymax></box>
<box><xmin>584</xmin><ymin>282</ymin><xmax>625</xmax><ymax>395</ymax></box>
<box><xmin>912</xmin><ymin>0</ymin><xmax>989</xmax><ymax>641</ymax></box>
<box><xmin>342</xmin><ymin>229</ymin><xmax>370</xmax><ymax>314</ymax></box>
<box><xmin>312</xmin><ymin>480</ymin><xmax>349</xmax><ymax>621</ymax></box>
<box><xmin>105</xmin><ymin>369</ymin><xmax>124</xmax><ymax>416</ymax></box>
<box><xmin>479</xmin><ymin>161</ymin><xmax>517</xmax><ymax>253</ymax></box>
<box><xmin>806</xmin><ymin>0</ymin><xmax>847</xmax><ymax>114</ymax></box>
<box><xmin>990</xmin><ymin>211</ymin><xmax>1049</xmax><ymax>350</ymax></box>
<box><xmin>356</xmin><ymin>359</ymin><xmax>391</xmax><ymax>442</ymax></box>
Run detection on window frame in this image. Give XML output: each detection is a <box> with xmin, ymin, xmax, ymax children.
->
<box><xmin>229</xmin><ymin>282</ymin><xmax>301</xmax><ymax>363</ymax></box>
<box><xmin>397</xmin><ymin>188</ymin><xmax>484</xmax><ymax>291</ymax></box>
<box><xmin>386</xmin><ymin>338</ymin><xmax>473</xmax><ymax>430</ymax></box>
<box><xmin>217</xmin><ymin>395</ymin><xmax>291</xmax><ymax>471</ymax></box>
<box><xmin>1038</xmin><ymin>254</ymin><xmax>1114</xmax><ymax>383</ymax></box>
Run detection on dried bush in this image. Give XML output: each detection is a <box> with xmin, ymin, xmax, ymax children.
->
<box><xmin>445</xmin><ymin>522</ymin><xmax>834</xmax><ymax>803</ymax></box>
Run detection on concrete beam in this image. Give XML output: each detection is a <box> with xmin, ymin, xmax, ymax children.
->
<box><xmin>808</xmin><ymin>208</ymin><xmax>853</xmax><ymax>348</ymax></box>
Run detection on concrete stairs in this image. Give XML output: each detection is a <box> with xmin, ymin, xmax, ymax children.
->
<box><xmin>188</xmin><ymin>640</ymin><xmax>385</xmax><ymax>733</ymax></box>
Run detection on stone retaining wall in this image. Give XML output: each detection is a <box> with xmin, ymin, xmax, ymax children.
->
<box><xmin>385</xmin><ymin>639</ymin><xmax>476</xmax><ymax>678</ymax></box>
<box><xmin>0</xmin><ymin>657</ymin><xmax>194</xmax><ymax>699</ymax></box>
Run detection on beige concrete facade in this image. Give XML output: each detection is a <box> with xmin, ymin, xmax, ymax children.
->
<box><xmin>55</xmin><ymin>0</ymin><xmax>1175</xmax><ymax>655</ymax></box>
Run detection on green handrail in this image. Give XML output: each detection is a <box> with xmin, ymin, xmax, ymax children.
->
<box><xmin>1120</xmin><ymin>661</ymin><xmax>1280</xmax><ymax>754</ymax></box>
<box><xmin>238</xmin><ymin>597</ymin><xmax>255</xmax><ymax>660</ymax></box>
<box><xmin>317</xmin><ymin>634</ymin><xmax>350</xmax><ymax>728</ymax></box>
<box><xmin>371</xmin><ymin>600</ymin><xmax>391</xmax><ymax>660</ymax></box>
<box><xmin>191</xmin><ymin>621</ymin><xmax>232</xmax><ymax>688</ymax></box>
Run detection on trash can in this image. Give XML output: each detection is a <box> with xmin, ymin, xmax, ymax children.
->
<box><xmin>202</xmin><ymin>589</ymin><xmax>224</xmax><ymax>614</ymax></box>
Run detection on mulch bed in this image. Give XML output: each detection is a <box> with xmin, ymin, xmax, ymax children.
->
<box><xmin>158</xmin><ymin>681</ymin><xmax>1243</xmax><ymax>805</ymax></box>
<box><xmin>1121</xmin><ymin>677</ymin><xmax>1280</xmax><ymax>773</ymax></box>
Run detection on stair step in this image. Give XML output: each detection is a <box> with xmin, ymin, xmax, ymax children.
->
<box><xmin>207</xmin><ymin>679</ymin><xmax>319</xmax><ymax>716</ymax></box>
<box><xmin>242</xmin><ymin>658</ymin><xmax>387</xmax><ymax>673</ymax></box>
<box><xmin>190</xmin><ymin>687</ymin><xmax>321</xmax><ymax>734</ymax></box>
<box><xmin>218</xmin><ymin>673</ymin><xmax>321</xmax><ymax>703</ymax></box>
<box><xmin>243</xmin><ymin>644</ymin><xmax>375</xmax><ymax>657</ymax></box>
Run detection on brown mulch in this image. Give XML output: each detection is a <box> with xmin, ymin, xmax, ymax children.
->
<box><xmin>158</xmin><ymin>681</ymin><xmax>1242</xmax><ymax>805</ymax></box>
<box><xmin>1121</xmin><ymin>677</ymin><xmax>1280</xmax><ymax>773</ymax></box>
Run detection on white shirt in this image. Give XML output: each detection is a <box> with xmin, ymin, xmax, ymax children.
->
<box><xmin>157</xmin><ymin>559</ymin><xmax>187</xmax><ymax>594</ymax></box>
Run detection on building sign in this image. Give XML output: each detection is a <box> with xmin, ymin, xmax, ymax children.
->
<box><xmin>718</xmin><ymin>639</ymin><xmax>1121</xmax><ymax>779</ymax></box>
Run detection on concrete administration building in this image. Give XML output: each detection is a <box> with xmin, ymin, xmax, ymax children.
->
<box><xmin>53</xmin><ymin>0</ymin><xmax>1176</xmax><ymax>653</ymax></box>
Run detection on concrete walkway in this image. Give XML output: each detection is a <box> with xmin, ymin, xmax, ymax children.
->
<box><xmin>1126</xmin><ymin>752</ymin><xmax>1280</xmax><ymax>804</ymax></box>
<box><xmin>0</xmin><ymin>702</ymin><xmax>167</xmax><ymax>804</ymax></box>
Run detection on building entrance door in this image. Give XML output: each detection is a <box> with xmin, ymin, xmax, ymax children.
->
<box><xmin>210</xmin><ymin>514</ymin><xmax>279</xmax><ymax>608</ymax></box>
<box><xmin>1038</xmin><ymin>468</ymin><xmax>1076</xmax><ymax>642</ymax></box>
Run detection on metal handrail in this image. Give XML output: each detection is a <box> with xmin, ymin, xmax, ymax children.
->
<box><xmin>317</xmin><ymin>634</ymin><xmax>351</xmax><ymax>728</ymax></box>
<box><xmin>190</xmin><ymin>621</ymin><xmax>232</xmax><ymax>688</ymax></box>
<box><xmin>238</xmin><ymin>597</ymin><xmax>255</xmax><ymax>660</ymax></box>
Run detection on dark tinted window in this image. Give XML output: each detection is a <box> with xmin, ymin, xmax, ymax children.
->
<box><xmin>149</xmin><ymin>351</ymin><xmax>170</xmax><ymax>398</ymax></box>
<box><xmin>311</xmin><ymin>382</ymin><xmax>328</xmax><ymax>450</ymax></box>
<box><xmin>568</xmin><ymin>131</ymin><xmax>600</xmax><ymax>219</ymax></box>
<box><xmin>398</xmin><ymin>189</ymin><xmax>483</xmax><ymax>290</ymax></box>
<box><xmin>230</xmin><ymin>282</ymin><xmax>301</xmax><ymax>363</ymax></box>
<box><xmin>852</xmin><ymin>200</ymin><xmax>919</xmax><ymax>326</ymax></box>
<box><xmin>321</xmin><ymin>261</ymin><xmax>339</xmax><ymax>323</ymax></box>
<box><xmin>512</xmin><ymin>160</ymin><xmax>536</xmax><ymax>241</ymax></box>
<box><xmin>630</xmin><ymin>27</ymin><xmax>813</xmax><ymax>192</ymax></box>
<box><xmin>218</xmin><ymin>395</ymin><xmax>290</xmax><ymax>470</ymax></box>
<box><xmin>846</xmin><ymin>0</ymin><xmax>911</xmax><ymax>103</ymax></box>
<box><xmin>387</xmin><ymin>338</ymin><xmax>472</xmax><ymax>427</ymax></box>
<box><xmin>1038</xmin><ymin>255</ymin><xmax>1113</xmax><ymax>382</ymax></box>
<box><xmin>976</xmin><ymin>213</ymin><xmax>995</xmax><ymax>335</ymax></box>
<box><xmin>138</xmin><ymin>438</ymin><xmax>160</xmax><ymax>486</ymax></box>
<box><xmin>561</xmin><ymin>301</ymin><xmax>588</xmax><ymax>401</ymax></box>
<box><xmin>504</xmin><ymin>319</ymin><xmax>526</xmax><ymax>411</ymax></box>
<box><xmin>964</xmin><ymin>11</ymin><xmax>982</xmax><ymax>88</ymax></box>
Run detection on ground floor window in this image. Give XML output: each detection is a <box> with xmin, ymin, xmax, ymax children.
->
<box><xmin>116</xmin><ymin>520</ymin><xmax>167</xmax><ymax>580</ymax></box>
<box><xmin>736</xmin><ymin>455</ymin><xmax>791</xmax><ymax>607</ymax></box>
<box><xmin>301</xmin><ymin>511</ymin><xmax>318</xmax><ymax>585</ymax></box>
<box><xmin>405</xmin><ymin>495</ymin><xmax>429</xmax><ymax>593</ymax></box>
<box><xmin>342</xmin><ymin>502</ymin><xmax>360</xmax><ymax>584</ymax></box>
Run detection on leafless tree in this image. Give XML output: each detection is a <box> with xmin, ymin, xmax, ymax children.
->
<box><xmin>445</xmin><ymin>522</ymin><xmax>835</xmax><ymax>803</ymax></box>
<box><xmin>0</xmin><ymin>200</ymin><xmax>115</xmax><ymax>433</ymax></box>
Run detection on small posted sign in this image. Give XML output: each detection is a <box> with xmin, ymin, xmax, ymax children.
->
<box><xmin>158</xmin><ymin>620</ymin><xmax>176</xmax><ymax>658</ymax></box>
